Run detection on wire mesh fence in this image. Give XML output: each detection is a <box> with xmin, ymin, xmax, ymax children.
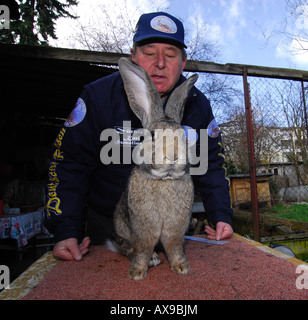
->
<box><xmin>214</xmin><ymin>70</ymin><xmax>308</xmax><ymax>237</ymax></box>
<box><xmin>248</xmin><ymin>77</ymin><xmax>308</xmax><ymax>200</ymax></box>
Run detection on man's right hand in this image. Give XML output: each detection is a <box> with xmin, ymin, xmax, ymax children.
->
<box><xmin>53</xmin><ymin>236</ymin><xmax>91</xmax><ymax>261</ymax></box>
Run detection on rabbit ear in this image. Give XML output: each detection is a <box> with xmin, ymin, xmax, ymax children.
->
<box><xmin>118</xmin><ymin>57</ymin><xmax>164</xmax><ymax>128</ymax></box>
<box><xmin>165</xmin><ymin>74</ymin><xmax>199</xmax><ymax>123</ymax></box>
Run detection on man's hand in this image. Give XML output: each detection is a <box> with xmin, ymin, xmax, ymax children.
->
<box><xmin>205</xmin><ymin>222</ymin><xmax>233</xmax><ymax>241</ymax></box>
<box><xmin>53</xmin><ymin>237</ymin><xmax>91</xmax><ymax>261</ymax></box>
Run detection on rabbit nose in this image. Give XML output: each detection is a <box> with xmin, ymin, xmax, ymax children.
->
<box><xmin>163</xmin><ymin>137</ymin><xmax>179</xmax><ymax>163</ymax></box>
<box><xmin>165</xmin><ymin>156</ymin><xmax>177</xmax><ymax>164</ymax></box>
<box><xmin>165</xmin><ymin>149</ymin><xmax>179</xmax><ymax>164</ymax></box>
<box><xmin>166</xmin><ymin>155</ymin><xmax>178</xmax><ymax>161</ymax></box>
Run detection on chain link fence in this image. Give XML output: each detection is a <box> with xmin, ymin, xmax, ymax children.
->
<box><xmin>249</xmin><ymin>77</ymin><xmax>307</xmax><ymax>199</ymax></box>
<box><xmin>215</xmin><ymin>70</ymin><xmax>308</xmax><ymax>238</ymax></box>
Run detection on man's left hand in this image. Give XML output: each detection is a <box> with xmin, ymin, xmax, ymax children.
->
<box><xmin>205</xmin><ymin>222</ymin><xmax>233</xmax><ymax>241</ymax></box>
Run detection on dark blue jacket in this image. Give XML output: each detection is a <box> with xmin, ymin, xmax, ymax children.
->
<box><xmin>44</xmin><ymin>71</ymin><xmax>233</xmax><ymax>243</ymax></box>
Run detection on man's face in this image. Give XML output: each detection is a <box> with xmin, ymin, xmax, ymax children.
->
<box><xmin>132</xmin><ymin>43</ymin><xmax>187</xmax><ymax>98</ymax></box>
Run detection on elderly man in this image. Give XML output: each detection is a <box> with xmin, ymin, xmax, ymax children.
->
<box><xmin>45</xmin><ymin>12</ymin><xmax>233</xmax><ymax>261</ymax></box>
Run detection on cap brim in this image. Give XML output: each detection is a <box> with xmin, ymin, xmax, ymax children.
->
<box><xmin>134</xmin><ymin>34</ymin><xmax>187</xmax><ymax>49</ymax></box>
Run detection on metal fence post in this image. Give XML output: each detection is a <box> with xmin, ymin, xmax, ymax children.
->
<box><xmin>243</xmin><ymin>67</ymin><xmax>260</xmax><ymax>241</ymax></box>
<box><xmin>301</xmin><ymin>81</ymin><xmax>308</xmax><ymax>141</ymax></box>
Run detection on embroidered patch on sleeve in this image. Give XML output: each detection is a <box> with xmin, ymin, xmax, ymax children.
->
<box><xmin>182</xmin><ymin>125</ymin><xmax>198</xmax><ymax>146</ymax></box>
<box><xmin>64</xmin><ymin>98</ymin><xmax>87</xmax><ymax>128</ymax></box>
<box><xmin>207</xmin><ymin>119</ymin><xmax>220</xmax><ymax>138</ymax></box>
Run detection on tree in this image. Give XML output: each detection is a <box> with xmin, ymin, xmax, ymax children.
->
<box><xmin>221</xmin><ymin>103</ymin><xmax>286</xmax><ymax>175</ymax></box>
<box><xmin>68</xmin><ymin>0</ymin><xmax>240</xmax><ymax>124</ymax></box>
<box><xmin>226</xmin><ymin>77</ymin><xmax>308</xmax><ymax>186</ymax></box>
<box><xmin>263</xmin><ymin>0</ymin><xmax>308</xmax><ymax>57</ymax></box>
<box><xmin>70</xmin><ymin>0</ymin><xmax>171</xmax><ymax>53</ymax></box>
<box><xmin>284</xmin><ymin>0</ymin><xmax>308</xmax><ymax>55</ymax></box>
<box><xmin>0</xmin><ymin>0</ymin><xmax>78</xmax><ymax>46</ymax></box>
<box><xmin>71</xmin><ymin>0</ymin><xmax>220</xmax><ymax>59</ymax></box>
<box><xmin>275</xmin><ymin>81</ymin><xmax>308</xmax><ymax>185</ymax></box>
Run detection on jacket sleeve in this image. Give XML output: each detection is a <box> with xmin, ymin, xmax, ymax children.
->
<box><xmin>193</xmin><ymin>134</ymin><xmax>233</xmax><ymax>226</ymax></box>
<box><xmin>191</xmin><ymin>97</ymin><xmax>233</xmax><ymax>227</ymax></box>
<box><xmin>44</xmin><ymin>88</ymin><xmax>100</xmax><ymax>243</ymax></box>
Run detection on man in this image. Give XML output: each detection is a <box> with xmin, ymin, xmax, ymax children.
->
<box><xmin>45</xmin><ymin>12</ymin><xmax>233</xmax><ymax>261</ymax></box>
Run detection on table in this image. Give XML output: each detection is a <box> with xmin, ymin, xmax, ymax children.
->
<box><xmin>1</xmin><ymin>234</ymin><xmax>307</xmax><ymax>300</ymax></box>
<box><xmin>0</xmin><ymin>208</ymin><xmax>48</xmax><ymax>249</ymax></box>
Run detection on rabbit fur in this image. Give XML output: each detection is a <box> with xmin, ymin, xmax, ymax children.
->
<box><xmin>106</xmin><ymin>57</ymin><xmax>199</xmax><ymax>280</ymax></box>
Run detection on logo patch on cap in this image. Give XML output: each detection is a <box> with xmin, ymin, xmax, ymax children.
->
<box><xmin>150</xmin><ymin>15</ymin><xmax>177</xmax><ymax>34</ymax></box>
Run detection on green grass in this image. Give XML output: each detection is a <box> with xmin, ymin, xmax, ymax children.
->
<box><xmin>266</xmin><ymin>204</ymin><xmax>308</xmax><ymax>222</ymax></box>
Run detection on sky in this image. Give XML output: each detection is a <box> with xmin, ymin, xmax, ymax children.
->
<box><xmin>52</xmin><ymin>0</ymin><xmax>308</xmax><ymax>70</ymax></box>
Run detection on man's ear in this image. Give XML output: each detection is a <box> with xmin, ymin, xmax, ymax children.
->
<box><xmin>130</xmin><ymin>48</ymin><xmax>136</xmax><ymax>61</ymax></box>
<box><xmin>181</xmin><ymin>56</ymin><xmax>187</xmax><ymax>73</ymax></box>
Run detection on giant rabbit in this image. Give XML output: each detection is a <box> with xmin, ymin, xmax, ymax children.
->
<box><xmin>107</xmin><ymin>57</ymin><xmax>198</xmax><ymax>280</ymax></box>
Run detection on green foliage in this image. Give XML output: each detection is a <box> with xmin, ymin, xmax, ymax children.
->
<box><xmin>0</xmin><ymin>0</ymin><xmax>78</xmax><ymax>46</ymax></box>
<box><xmin>225</xmin><ymin>159</ymin><xmax>245</xmax><ymax>175</ymax></box>
<box><xmin>267</xmin><ymin>203</ymin><xmax>308</xmax><ymax>222</ymax></box>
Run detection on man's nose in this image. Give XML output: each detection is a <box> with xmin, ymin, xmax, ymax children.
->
<box><xmin>155</xmin><ymin>53</ymin><xmax>166</xmax><ymax>69</ymax></box>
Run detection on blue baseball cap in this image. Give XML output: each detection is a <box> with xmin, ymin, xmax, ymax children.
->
<box><xmin>133</xmin><ymin>12</ymin><xmax>187</xmax><ymax>48</ymax></box>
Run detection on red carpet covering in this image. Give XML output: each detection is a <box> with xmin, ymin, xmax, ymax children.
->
<box><xmin>22</xmin><ymin>235</ymin><xmax>308</xmax><ymax>300</ymax></box>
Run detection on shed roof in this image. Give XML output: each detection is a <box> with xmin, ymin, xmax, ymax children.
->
<box><xmin>1</xmin><ymin>44</ymin><xmax>117</xmax><ymax>123</ymax></box>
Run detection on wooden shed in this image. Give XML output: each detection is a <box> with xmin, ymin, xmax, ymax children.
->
<box><xmin>229</xmin><ymin>174</ymin><xmax>273</xmax><ymax>209</ymax></box>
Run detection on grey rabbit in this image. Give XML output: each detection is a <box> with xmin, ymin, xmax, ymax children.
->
<box><xmin>106</xmin><ymin>57</ymin><xmax>199</xmax><ymax>280</ymax></box>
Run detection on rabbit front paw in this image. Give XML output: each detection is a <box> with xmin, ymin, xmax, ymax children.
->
<box><xmin>128</xmin><ymin>266</ymin><xmax>148</xmax><ymax>280</ymax></box>
<box><xmin>172</xmin><ymin>261</ymin><xmax>190</xmax><ymax>274</ymax></box>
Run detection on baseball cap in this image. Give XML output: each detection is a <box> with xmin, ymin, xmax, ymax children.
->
<box><xmin>133</xmin><ymin>12</ymin><xmax>187</xmax><ymax>48</ymax></box>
